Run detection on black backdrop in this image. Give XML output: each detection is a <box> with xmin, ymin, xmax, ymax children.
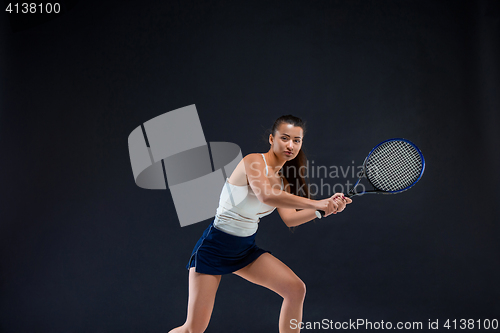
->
<box><xmin>1</xmin><ymin>1</ymin><xmax>499</xmax><ymax>332</ymax></box>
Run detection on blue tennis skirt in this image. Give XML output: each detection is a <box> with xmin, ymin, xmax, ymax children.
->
<box><xmin>186</xmin><ymin>221</ymin><xmax>271</xmax><ymax>275</ymax></box>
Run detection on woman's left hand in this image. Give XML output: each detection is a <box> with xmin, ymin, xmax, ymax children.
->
<box><xmin>331</xmin><ymin>193</ymin><xmax>352</xmax><ymax>213</ymax></box>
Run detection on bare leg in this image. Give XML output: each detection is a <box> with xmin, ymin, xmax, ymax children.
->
<box><xmin>168</xmin><ymin>267</ymin><xmax>222</xmax><ymax>333</ymax></box>
<box><xmin>233</xmin><ymin>253</ymin><xmax>306</xmax><ymax>333</ymax></box>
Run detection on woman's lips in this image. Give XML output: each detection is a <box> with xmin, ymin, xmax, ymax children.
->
<box><xmin>285</xmin><ymin>151</ymin><xmax>293</xmax><ymax>156</ymax></box>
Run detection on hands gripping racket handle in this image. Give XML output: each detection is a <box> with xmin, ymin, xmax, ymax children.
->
<box><xmin>314</xmin><ymin>192</ymin><xmax>354</xmax><ymax>219</ymax></box>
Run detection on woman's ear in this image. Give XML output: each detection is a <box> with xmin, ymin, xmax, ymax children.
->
<box><xmin>269</xmin><ymin>134</ymin><xmax>273</xmax><ymax>145</ymax></box>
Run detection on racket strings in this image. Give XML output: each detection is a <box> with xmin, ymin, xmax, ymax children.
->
<box><xmin>365</xmin><ymin>140</ymin><xmax>423</xmax><ymax>192</ymax></box>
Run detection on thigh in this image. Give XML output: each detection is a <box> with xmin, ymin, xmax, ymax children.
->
<box><xmin>232</xmin><ymin>253</ymin><xmax>305</xmax><ymax>298</ymax></box>
<box><xmin>185</xmin><ymin>268</ymin><xmax>222</xmax><ymax>330</ymax></box>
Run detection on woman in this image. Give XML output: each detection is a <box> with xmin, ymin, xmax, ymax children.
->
<box><xmin>169</xmin><ymin>115</ymin><xmax>352</xmax><ymax>333</ymax></box>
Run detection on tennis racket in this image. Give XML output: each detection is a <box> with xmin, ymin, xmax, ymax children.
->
<box><xmin>315</xmin><ymin>138</ymin><xmax>425</xmax><ymax>219</ymax></box>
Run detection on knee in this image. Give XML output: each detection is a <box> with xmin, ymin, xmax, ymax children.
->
<box><xmin>171</xmin><ymin>324</ymin><xmax>206</xmax><ymax>333</ymax></box>
<box><xmin>281</xmin><ymin>278</ymin><xmax>306</xmax><ymax>301</ymax></box>
<box><xmin>185</xmin><ymin>325</ymin><xmax>208</xmax><ymax>333</ymax></box>
<box><xmin>185</xmin><ymin>329</ymin><xmax>203</xmax><ymax>333</ymax></box>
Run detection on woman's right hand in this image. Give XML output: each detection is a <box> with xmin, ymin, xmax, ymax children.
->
<box><xmin>314</xmin><ymin>193</ymin><xmax>352</xmax><ymax>217</ymax></box>
<box><xmin>314</xmin><ymin>197</ymin><xmax>338</xmax><ymax>217</ymax></box>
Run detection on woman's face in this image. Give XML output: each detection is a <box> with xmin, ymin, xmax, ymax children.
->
<box><xmin>269</xmin><ymin>123</ymin><xmax>304</xmax><ymax>161</ymax></box>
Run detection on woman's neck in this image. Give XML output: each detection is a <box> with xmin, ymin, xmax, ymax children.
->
<box><xmin>264</xmin><ymin>150</ymin><xmax>286</xmax><ymax>176</ymax></box>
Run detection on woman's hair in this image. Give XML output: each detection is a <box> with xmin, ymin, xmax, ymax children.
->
<box><xmin>270</xmin><ymin>115</ymin><xmax>313</xmax><ymax>200</ymax></box>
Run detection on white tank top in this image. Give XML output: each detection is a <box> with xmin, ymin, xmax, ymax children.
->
<box><xmin>213</xmin><ymin>154</ymin><xmax>284</xmax><ymax>237</ymax></box>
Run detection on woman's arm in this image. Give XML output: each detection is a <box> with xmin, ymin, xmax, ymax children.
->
<box><xmin>277</xmin><ymin>177</ymin><xmax>352</xmax><ymax>227</ymax></box>
<box><xmin>277</xmin><ymin>208</ymin><xmax>320</xmax><ymax>227</ymax></box>
<box><xmin>244</xmin><ymin>154</ymin><xmax>333</xmax><ymax>212</ymax></box>
<box><xmin>278</xmin><ymin>197</ymin><xmax>351</xmax><ymax>227</ymax></box>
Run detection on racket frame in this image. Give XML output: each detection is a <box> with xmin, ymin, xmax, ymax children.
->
<box><xmin>315</xmin><ymin>138</ymin><xmax>425</xmax><ymax>218</ymax></box>
<box><xmin>346</xmin><ymin>138</ymin><xmax>425</xmax><ymax>197</ymax></box>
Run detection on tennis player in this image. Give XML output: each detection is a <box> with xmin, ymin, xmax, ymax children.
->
<box><xmin>169</xmin><ymin>115</ymin><xmax>352</xmax><ymax>333</ymax></box>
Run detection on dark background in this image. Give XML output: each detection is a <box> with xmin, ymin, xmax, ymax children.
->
<box><xmin>1</xmin><ymin>0</ymin><xmax>499</xmax><ymax>332</ymax></box>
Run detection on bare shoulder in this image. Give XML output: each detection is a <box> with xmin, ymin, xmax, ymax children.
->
<box><xmin>243</xmin><ymin>153</ymin><xmax>264</xmax><ymax>163</ymax></box>
<box><xmin>243</xmin><ymin>153</ymin><xmax>267</xmax><ymax>173</ymax></box>
<box><xmin>228</xmin><ymin>153</ymin><xmax>264</xmax><ymax>186</ymax></box>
